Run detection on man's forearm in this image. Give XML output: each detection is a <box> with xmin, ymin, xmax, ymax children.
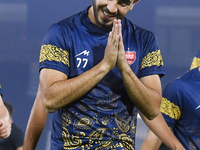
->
<box><xmin>140</xmin><ymin>112</ymin><xmax>185</xmax><ymax>150</ymax></box>
<box><xmin>140</xmin><ymin>129</ymin><xmax>162</xmax><ymax>150</ymax></box>
<box><xmin>120</xmin><ymin>65</ymin><xmax>161</xmax><ymax>120</ymax></box>
<box><xmin>23</xmin><ymin>115</ymin><xmax>47</xmax><ymax>150</ymax></box>
<box><xmin>23</xmin><ymin>88</ymin><xmax>48</xmax><ymax>150</ymax></box>
<box><xmin>41</xmin><ymin>61</ymin><xmax>111</xmax><ymax>113</ymax></box>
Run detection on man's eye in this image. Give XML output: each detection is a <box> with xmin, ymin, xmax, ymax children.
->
<box><xmin>118</xmin><ymin>0</ymin><xmax>130</xmax><ymax>7</ymax></box>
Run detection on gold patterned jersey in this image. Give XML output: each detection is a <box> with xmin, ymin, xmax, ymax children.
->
<box><xmin>161</xmin><ymin>67</ymin><xmax>200</xmax><ymax>150</ymax></box>
<box><xmin>39</xmin><ymin>7</ymin><xmax>165</xmax><ymax>150</ymax></box>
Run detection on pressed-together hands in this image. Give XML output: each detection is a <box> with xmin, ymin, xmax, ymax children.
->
<box><xmin>103</xmin><ymin>19</ymin><xmax>127</xmax><ymax>71</ymax></box>
<box><xmin>103</xmin><ymin>19</ymin><xmax>162</xmax><ymax>120</ymax></box>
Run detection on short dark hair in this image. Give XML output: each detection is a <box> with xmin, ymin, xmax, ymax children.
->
<box><xmin>4</xmin><ymin>101</ymin><xmax>14</xmax><ymax>118</ymax></box>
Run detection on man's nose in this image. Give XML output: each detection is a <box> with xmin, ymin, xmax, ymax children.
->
<box><xmin>107</xmin><ymin>0</ymin><xmax>118</xmax><ymax>14</ymax></box>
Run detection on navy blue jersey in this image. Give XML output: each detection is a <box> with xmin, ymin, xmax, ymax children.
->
<box><xmin>191</xmin><ymin>49</ymin><xmax>200</xmax><ymax>70</ymax></box>
<box><xmin>161</xmin><ymin>67</ymin><xmax>200</xmax><ymax>150</ymax></box>
<box><xmin>39</xmin><ymin>7</ymin><xmax>165</xmax><ymax>150</ymax></box>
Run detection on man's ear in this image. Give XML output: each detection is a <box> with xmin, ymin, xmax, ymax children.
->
<box><xmin>134</xmin><ymin>0</ymin><xmax>140</xmax><ymax>4</ymax></box>
<box><xmin>129</xmin><ymin>0</ymin><xmax>140</xmax><ymax>10</ymax></box>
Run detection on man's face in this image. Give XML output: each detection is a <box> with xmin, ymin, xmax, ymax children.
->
<box><xmin>92</xmin><ymin>0</ymin><xmax>136</xmax><ymax>29</ymax></box>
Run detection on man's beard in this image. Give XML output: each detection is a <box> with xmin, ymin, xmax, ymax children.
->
<box><xmin>92</xmin><ymin>0</ymin><xmax>113</xmax><ymax>30</ymax></box>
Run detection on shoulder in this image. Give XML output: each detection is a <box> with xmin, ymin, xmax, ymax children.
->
<box><xmin>43</xmin><ymin>9</ymin><xmax>86</xmax><ymax>39</ymax></box>
<box><xmin>135</xmin><ymin>24</ymin><xmax>155</xmax><ymax>37</ymax></box>
<box><xmin>165</xmin><ymin>78</ymin><xmax>184</xmax><ymax>93</ymax></box>
<box><xmin>163</xmin><ymin>71</ymin><xmax>191</xmax><ymax>96</ymax></box>
<box><xmin>43</xmin><ymin>9</ymin><xmax>87</xmax><ymax>46</ymax></box>
<box><xmin>54</xmin><ymin>8</ymin><xmax>87</xmax><ymax>32</ymax></box>
<box><xmin>124</xmin><ymin>18</ymin><xmax>156</xmax><ymax>40</ymax></box>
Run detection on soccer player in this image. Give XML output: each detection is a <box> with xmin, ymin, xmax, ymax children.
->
<box><xmin>141</xmin><ymin>57</ymin><xmax>200</xmax><ymax>150</ymax></box>
<box><xmin>22</xmin><ymin>0</ymin><xmax>182</xmax><ymax>149</ymax></box>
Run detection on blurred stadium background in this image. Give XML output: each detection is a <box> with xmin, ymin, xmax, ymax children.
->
<box><xmin>0</xmin><ymin>0</ymin><xmax>200</xmax><ymax>149</ymax></box>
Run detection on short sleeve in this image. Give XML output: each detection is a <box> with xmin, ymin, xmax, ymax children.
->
<box><xmin>39</xmin><ymin>24</ymin><xmax>70</xmax><ymax>75</ymax></box>
<box><xmin>139</xmin><ymin>32</ymin><xmax>165</xmax><ymax>78</ymax></box>
<box><xmin>160</xmin><ymin>80</ymin><xmax>183</xmax><ymax>128</ymax></box>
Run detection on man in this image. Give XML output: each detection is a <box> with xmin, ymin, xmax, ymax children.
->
<box><xmin>141</xmin><ymin>66</ymin><xmax>200</xmax><ymax>149</ymax></box>
<box><xmin>0</xmin><ymin>101</ymin><xmax>24</xmax><ymax>150</ymax></box>
<box><xmin>0</xmin><ymin>85</ymin><xmax>11</xmax><ymax>138</ymax></box>
<box><xmin>23</xmin><ymin>0</ymin><xmax>168</xmax><ymax>149</ymax></box>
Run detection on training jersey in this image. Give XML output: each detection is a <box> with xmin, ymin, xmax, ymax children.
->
<box><xmin>190</xmin><ymin>49</ymin><xmax>200</xmax><ymax>70</ymax></box>
<box><xmin>39</xmin><ymin>7</ymin><xmax>165</xmax><ymax>150</ymax></box>
<box><xmin>160</xmin><ymin>67</ymin><xmax>200</xmax><ymax>150</ymax></box>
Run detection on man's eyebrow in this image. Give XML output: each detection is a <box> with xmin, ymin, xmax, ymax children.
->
<box><xmin>118</xmin><ymin>0</ymin><xmax>132</xmax><ymax>5</ymax></box>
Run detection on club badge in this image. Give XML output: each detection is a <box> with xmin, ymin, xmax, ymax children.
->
<box><xmin>125</xmin><ymin>50</ymin><xmax>136</xmax><ymax>65</ymax></box>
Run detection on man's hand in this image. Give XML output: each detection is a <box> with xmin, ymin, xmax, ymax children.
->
<box><xmin>0</xmin><ymin>119</ymin><xmax>11</xmax><ymax>138</ymax></box>
<box><xmin>116</xmin><ymin>20</ymin><xmax>128</xmax><ymax>71</ymax></box>
<box><xmin>103</xmin><ymin>19</ymin><xmax>121</xmax><ymax>71</ymax></box>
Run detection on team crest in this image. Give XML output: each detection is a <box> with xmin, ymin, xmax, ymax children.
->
<box><xmin>125</xmin><ymin>51</ymin><xmax>136</xmax><ymax>64</ymax></box>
